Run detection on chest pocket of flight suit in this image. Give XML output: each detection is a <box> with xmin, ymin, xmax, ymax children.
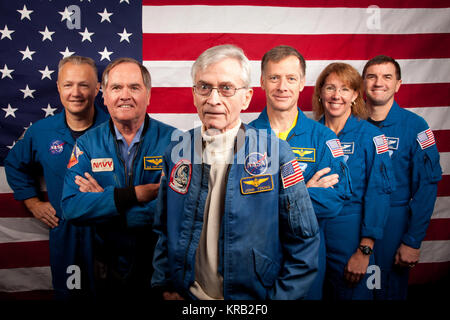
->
<box><xmin>378</xmin><ymin>156</ymin><xmax>395</xmax><ymax>194</ymax></box>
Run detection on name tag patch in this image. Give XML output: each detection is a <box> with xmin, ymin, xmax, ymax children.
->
<box><xmin>341</xmin><ymin>142</ymin><xmax>354</xmax><ymax>155</ymax></box>
<box><xmin>91</xmin><ymin>158</ymin><xmax>114</xmax><ymax>172</ymax></box>
<box><xmin>144</xmin><ymin>156</ymin><xmax>163</xmax><ymax>170</ymax></box>
<box><xmin>291</xmin><ymin>147</ymin><xmax>315</xmax><ymax>162</ymax></box>
<box><xmin>386</xmin><ymin>137</ymin><xmax>399</xmax><ymax>150</ymax></box>
<box><xmin>240</xmin><ymin>174</ymin><xmax>274</xmax><ymax>195</ymax></box>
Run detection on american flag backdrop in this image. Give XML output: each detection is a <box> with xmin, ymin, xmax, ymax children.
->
<box><xmin>0</xmin><ymin>0</ymin><xmax>449</xmax><ymax>297</ymax></box>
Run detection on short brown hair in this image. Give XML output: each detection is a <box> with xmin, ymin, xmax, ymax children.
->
<box><xmin>362</xmin><ymin>55</ymin><xmax>401</xmax><ymax>80</ymax></box>
<box><xmin>58</xmin><ymin>55</ymin><xmax>98</xmax><ymax>81</ymax></box>
<box><xmin>102</xmin><ymin>57</ymin><xmax>151</xmax><ymax>90</ymax></box>
<box><xmin>312</xmin><ymin>62</ymin><xmax>368</xmax><ymax>120</ymax></box>
<box><xmin>261</xmin><ymin>45</ymin><xmax>306</xmax><ymax>77</ymax></box>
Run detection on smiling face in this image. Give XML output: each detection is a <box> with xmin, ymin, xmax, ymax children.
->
<box><xmin>260</xmin><ymin>55</ymin><xmax>305</xmax><ymax>113</ymax></box>
<box><xmin>103</xmin><ymin>62</ymin><xmax>150</xmax><ymax>128</ymax></box>
<box><xmin>193</xmin><ymin>58</ymin><xmax>253</xmax><ymax>132</ymax></box>
<box><xmin>363</xmin><ymin>62</ymin><xmax>402</xmax><ymax>108</ymax></box>
<box><xmin>57</xmin><ymin>62</ymin><xmax>100</xmax><ymax>117</ymax></box>
<box><xmin>320</xmin><ymin>72</ymin><xmax>358</xmax><ymax>120</ymax></box>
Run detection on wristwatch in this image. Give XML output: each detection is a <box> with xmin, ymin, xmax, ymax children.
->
<box><xmin>358</xmin><ymin>245</ymin><xmax>373</xmax><ymax>256</ymax></box>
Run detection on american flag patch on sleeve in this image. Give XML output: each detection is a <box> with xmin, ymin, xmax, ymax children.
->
<box><xmin>373</xmin><ymin>134</ymin><xmax>389</xmax><ymax>154</ymax></box>
<box><xmin>281</xmin><ymin>159</ymin><xmax>304</xmax><ymax>189</ymax></box>
<box><xmin>326</xmin><ymin>139</ymin><xmax>344</xmax><ymax>158</ymax></box>
<box><xmin>417</xmin><ymin>128</ymin><xmax>436</xmax><ymax>150</ymax></box>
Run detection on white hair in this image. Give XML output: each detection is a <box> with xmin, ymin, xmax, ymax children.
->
<box><xmin>191</xmin><ymin>44</ymin><xmax>251</xmax><ymax>87</ymax></box>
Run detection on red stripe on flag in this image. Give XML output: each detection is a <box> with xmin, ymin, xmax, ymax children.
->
<box><xmin>0</xmin><ymin>290</ymin><xmax>54</xmax><ymax>300</ymax></box>
<box><xmin>0</xmin><ymin>240</ymin><xmax>50</xmax><ymax>269</ymax></box>
<box><xmin>143</xmin><ymin>33</ymin><xmax>450</xmax><ymax>61</ymax></box>
<box><xmin>143</xmin><ymin>0</ymin><xmax>450</xmax><ymax>8</ymax></box>
<box><xmin>437</xmin><ymin>175</ymin><xmax>450</xmax><ymax>197</ymax></box>
<box><xmin>408</xmin><ymin>261</ymin><xmax>450</xmax><ymax>284</ymax></box>
<box><xmin>0</xmin><ymin>193</ymin><xmax>33</xmax><ymax>218</ymax></box>
<box><xmin>148</xmin><ymin>85</ymin><xmax>450</xmax><ymax>114</ymax></box>
<box><xmin>434</xmin><ymin>130</ymin><xmax>450</xmax><ymax>152</ymax></box>
<box><xmin>423</xmin><ymin>219</ymin><xmax>450</xmax><ymax>241</ymax></box>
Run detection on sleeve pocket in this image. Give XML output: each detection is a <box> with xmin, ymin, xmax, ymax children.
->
<box><xmin>424</xmin><ymin>151</ymin><xmax>442</xmax><ymax>183</ymax></box>
<box><xmin>281</xmin><ymin>192</ymin><xmax>319</xmax><ymax>238</ymax></box>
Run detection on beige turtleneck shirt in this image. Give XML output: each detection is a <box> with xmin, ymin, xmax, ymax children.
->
<box><xmin>189</xmin><ymin>120</ymin><xmax>241</xmax><ymax>300</ymax></box>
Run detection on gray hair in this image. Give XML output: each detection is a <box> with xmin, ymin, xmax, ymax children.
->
<box><xmin>191</xmin><ymin>44</ymin><xmax>251</xmax><ymax>87</ymax></box>
<box><xmin>58</xmin><ymin>55</ymin><xmax>98</xmax><ymax>81</ymax></box>
<box><xmin>102</xmin><ymin>57</ymin><xmax>151</xmax><ymax>91</ymax></box>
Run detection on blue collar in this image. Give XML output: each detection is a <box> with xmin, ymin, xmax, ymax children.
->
<box><xmin>114</xmin><ymin>121</ymin><xmax>145</xmax><ymax>148</ymax></box>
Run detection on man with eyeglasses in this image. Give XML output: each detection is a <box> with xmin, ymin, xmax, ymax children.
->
<box><xmin>151</xmin><ymin>44</ymin><xmax>320</xmax><ymax>300</ymax></box>
<box><xmin>250</xmin><ymin>45</ymin><xmax>352</xmax><ymax>299</ymax></box>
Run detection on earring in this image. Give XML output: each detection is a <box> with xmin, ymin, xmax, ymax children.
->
<box><xmin>318</xmin><ymin>97</ymin><xmax>322</xmax><ymax>103</ymax></box>
<box><xmin>351</xmin><ymin>100</ymin><xmax>355</xmax><ymax>106</ymax></box>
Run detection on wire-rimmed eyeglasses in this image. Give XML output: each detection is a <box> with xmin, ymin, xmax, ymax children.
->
<box><xmin>193</xmin><ymin>83</ymin><xmax>247</xmax><ymax>97</ymax></box>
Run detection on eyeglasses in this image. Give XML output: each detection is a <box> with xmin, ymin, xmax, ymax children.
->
<box><xmin>193</xmin><ymin>83</ymin><xmax>247</xmax><ymax>97</ymax></box>
<box><xmin>322</xmin><ymin>85</ymin><xmax>353</xmax><ymax>97</ymax></box>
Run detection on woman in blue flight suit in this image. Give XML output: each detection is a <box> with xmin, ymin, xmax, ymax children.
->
<box><xmin>312</xmin><ymin>63</ymin><xmax>395</xmax><ymax>299</ymax></box>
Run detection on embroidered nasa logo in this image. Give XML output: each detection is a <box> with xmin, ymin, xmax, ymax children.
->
<box><xmin>144</xmin><ymin>156</ymin><xmax>163</xmax><ymax>170</ymax></box>
<box><xmin>91</xmin><ymin>158</ymin><xmax>114</xmax><ymax>172</ymax></box>
<box><xmin>169</xmin><ymin>159</ymin><xmax>192</xmax><ymax>194</ymax></box>
<box><xmin>244</xmin><ymin>152</ymin><xmax>268</xmax><ymax>176</ymax></box>
<box><xmin>49</xmin><ymin>139</ymin><xmax>65</xmax><ymax>155</ymax></box>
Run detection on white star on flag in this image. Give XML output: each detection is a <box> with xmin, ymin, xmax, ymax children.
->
<box><xmin>98</xmin><ymin>8</ymin><xmax>113</xmax><ymax>23</ymax></box>
<box><xmin>60</xmin><ymin>47</ymin><xmax>75</xmax><ymax>58</ymax></box>
<box><xmin>7</xmin><ymin>140</ymin><xmax>16</xmax><ymax>150</ymax></box>
<box><xmin>0</xmin><ymin>65</ymin><xmax>14</xmax><ymax>79</ymax></box>
<box><xmin>98</xmin><ymin>47</ymin><xmax>113</xmax><ymax>61</ymax></box>
<box><xmin>79</xmin><ymin>27</ymin><xmax>94</xmax><ymax>42</ymax></box>
<box><xmin>19</xmin><ymin>46</ymin><xmax>36</xmax><ymax>61</ymax></box>
<box><xmin>118</xmin><ymin>28</ymin><xmax>132</xmax><ymax>43</ymax></box>
<box><xmin>17</xmin><ymin>5</ymin><xmax>33</xmax><ymax>21</ymax></box>
<box><xmin>2</xmin><ymin>104</ymin><xmax>18</xmax><ymax>118</ymax></box>
<box><xmin>59</xmin><ymin>7</ymin><xmax>73</xmax><ymax>22</ymax></box>
<box><xmin>20</xmin><ymin>85</ymin><xmax>36</xmax><ymax>99</ymax></box>
<box><xmin>0</xmin><ymin>25</ymin><xmax>15</xmax><ymax>40</ymax></box>
<box><xmin>42</xmin><ymin>104</ymin><xmax>57</xmax><ymax>117</ymax></box>
<box><xmin>120</xmin><ymin>0</ymin><xmax>130</xmax><ymax>4</ymax></box>
<box><xmin>39</xmin><ymin>26</ymin><xmax>55</xmax><ymax>41</ymax></box>
<box><xmin>39</xmin><ymin>66</ymin><xmax>55</xmax><ymax>80</ymax></box>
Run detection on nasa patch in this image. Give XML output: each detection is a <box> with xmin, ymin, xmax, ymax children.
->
<box><xmin>169</xmin><ymin>159</ymin><xmax>192</xmax><ymax>194</ymax></box>
<box><xmin>49</xmin><ymin>139</ymin><xmax>65</xmax><ymax>155</ymax></box>
<box><xmin>244</xmin><ymin>152</ymin><xmax>268</xmax><ymax>176</ymax></box>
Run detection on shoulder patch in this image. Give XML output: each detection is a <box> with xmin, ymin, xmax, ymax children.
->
<box><xmin>373</xmin><ymin>135</ymin><xmax>388</xmax><ymax>154</ymax></box>
<box><xmin>417</xmin><ymin>128</ymin><xmax>436</xmax><ymax>150</ymax></box>
<box><xmin>326</xmin><ymin>139</ymin><xmax>344</xmax><ymax>158</ymax></box>
<box><xmin>280</xmin><ymin>159</ymin><xmax>304</xmax><ymax>189</ymax></box>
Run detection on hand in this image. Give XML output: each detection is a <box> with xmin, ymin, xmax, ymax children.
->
<box><xmin>24</xmin><ymin>197</ymin><xmax>59</xmax><ymax>228</ymax></box>
<box><xmin>395</xmin><ymin>243</ymin><xmax>420</xmax><ymax>268</ymax></box>
<box><xmin>344</xmin><ymin>249</ymin><xmax>370</xmax><ymax>286</ymax></box>
<box><xmin>162</xmin><ymin>291</ymin><xmax>184</xmax><ymax>300</ymax></box>
<box><xmin>75</xmin><ymin>172</ymin><xmax>104</xmax><ymax>193</ymax></box>
<box><xmin>306</xmin><ymin>167</ymin><xmax>339</xmax><ymax>188</ymax></box>
<box><xmin>135</xmin><ymin>182</ymin><xmax>160</xmax><ymax>203</ymax></box>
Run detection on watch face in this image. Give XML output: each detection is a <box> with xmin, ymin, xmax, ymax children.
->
<box><xmin>360</xmin><ymin>246</ymin><xmax>373</xmax><ymax>255</ymax></box>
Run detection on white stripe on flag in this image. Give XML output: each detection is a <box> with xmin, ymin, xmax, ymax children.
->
<box><xmin>0</xmin><ymin>218</ymin><xmax>49</xmax><ymax>244</ymax></box>
<box><xmin>419</xmin><ymin>240</ymin><xmax>450</xmax><ymax>263</ymax></box>
<box><xmin>144</xmin><ymin>59</ymin><xmax>450</xmax><ymax>88</ymax></box>
<box><xmin>432</xmin><ymin>197</ymin><xmax>450</xmax><ymax>219</ymax></box>
<box><xmin>142</xmin><ymin>6</ymin><xmax>450</xmax><ymax>35</ymax></box>
<box><xmin>407</xmin><ymin>107</ymin><xmax>450</xmax><ymax>131</ymax></box>
<box><xmin>0</xmin><ymin>267</ymin><xmax>52</xmax><ymax>292</ymax></box>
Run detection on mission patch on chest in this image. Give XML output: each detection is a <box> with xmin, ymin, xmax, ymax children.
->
<box><xmin>144</xmin><ymin>156</ymin><xmax>163</xmax><ymax>170</ymax></box>
<box><xmin>291</xmin><ymin>147</ymin><xmax>315</xmax><ymax>162</ymax></box>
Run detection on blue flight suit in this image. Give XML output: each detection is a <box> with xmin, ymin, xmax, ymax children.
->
<box><xmin>319</xmin><ymin>115</ymin><xmax>395</xmax><ymax>300</ymax></box>
<box><xmin>368</xmin><ymin>102</ymin><xmax>442</xmax><ymax>300</ymax></box>
<box><xmin>250</xmin><ymin>107</ymin><xmax>352</xmax><ymax>299</ymax></box>
<box><xmin>61</xmin><ymin>115</ymin><xmax>176</xmax><ymax>297</ymax></box>
<box><xmin>151</xmin><ymin>124</ymin><xmax>320</xmax><ymax>299</ymax></box>
<box><xmin>4</xmin><ymin>106</ymin><xmax>109</xmax><ymax>299</ymax></box>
